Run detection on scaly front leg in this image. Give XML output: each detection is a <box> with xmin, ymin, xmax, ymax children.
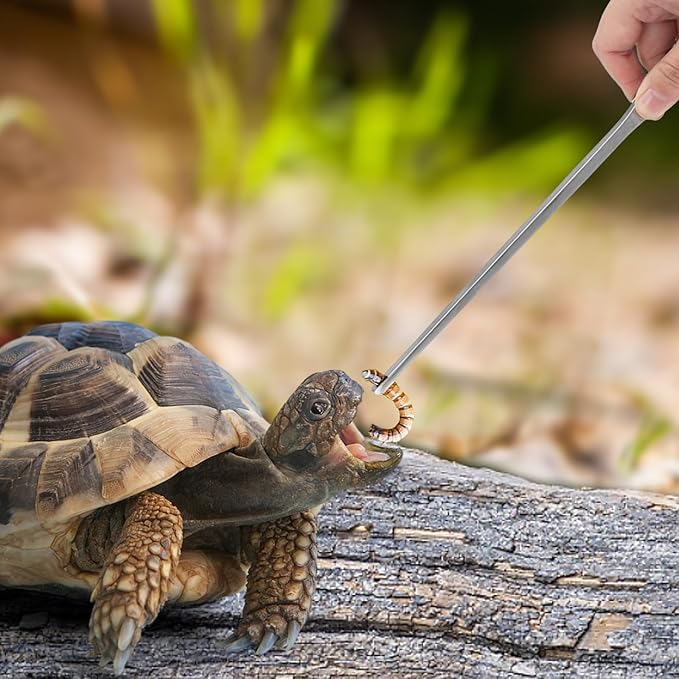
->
<box><xmin>224</xmin><ymin>510</ymin><xmax>318</xmax><ymax>655</ymax></box>
<box><xmin>89</xmin><ymin>492</ymin><xmax>183</xmax><ymax>675</ymax></box>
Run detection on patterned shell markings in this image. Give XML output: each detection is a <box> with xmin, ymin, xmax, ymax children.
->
<box><xmin>0</xmin><ymin>321</ymin><xmax>263</xmax><ymax>529</ymax></box>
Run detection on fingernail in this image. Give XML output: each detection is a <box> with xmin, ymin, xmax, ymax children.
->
<box><xmin>635</xmin><ymin>88</ymin><xmax>671</xmax><ymax>120</ymax></box>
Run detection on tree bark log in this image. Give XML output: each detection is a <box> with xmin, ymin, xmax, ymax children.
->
<box><xmin>1</xmin><ymin>449</ymin><xmax>678</xmax><ymax>678</ymax></box>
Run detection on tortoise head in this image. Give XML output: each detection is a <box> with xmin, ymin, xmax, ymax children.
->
<box><xmin>262</xmin><ymin>370</ymin><xmax>401</xmax><ymax>496</ymax></box>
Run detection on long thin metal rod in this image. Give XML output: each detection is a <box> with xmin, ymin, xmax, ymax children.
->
<box><xmin>374</xmin><ymin>104</ymin><xmax>644</xmax><ymax>395</ymax></box>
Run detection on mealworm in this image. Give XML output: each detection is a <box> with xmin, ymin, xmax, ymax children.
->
<box><xmin>361</xmin><ymin>368</ymin><xmax>414</xmax><ymax>443</ymax></box>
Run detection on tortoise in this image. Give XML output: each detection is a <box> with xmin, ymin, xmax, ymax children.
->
<box><xmin>0</xmin><ymin>320</ymin><xmax>401</xmax><ymax>674</ymax></box>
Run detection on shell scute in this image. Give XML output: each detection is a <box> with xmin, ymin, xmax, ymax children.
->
<box><xmin>27</xmin><ymin>321</ymin><xmax>157</xmax><ymax>353</ymax></box>
<box><xmin>3</xmin><ymin>347</ymin><xmax>155</xmax><ymax>443</ymax></box>
<box><xmin>130</xmin><ymin>405</ymin><xmax>243</xmax><ymax>468</ymax></box>
<box><xmin>0</xmin><ymin>336</ymin><xmax>65</xmax><ymax>432</ymax></box>
<box><xmin>129</xmin><ymin>337</ymin><xmax>259</xmax><ymax>413</ymax></box>
<box><xmin>0</xmin><ymin>443</ymin><xmax>48</xmax><ymax>525</ymax></box>
<box><xmin>36</xmin><ymin>439</ymin><xmax>102</xmax><ymax>523</ymax></box>
<box><xmin>92</xmin><ymin>427</ymin><xmax>183</xmax><ymax>503</ymax></box>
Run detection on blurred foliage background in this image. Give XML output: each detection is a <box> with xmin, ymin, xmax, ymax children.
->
<box><xmin>1</xmin><ymin>0</ymin><xmax>679</xmax><ymax>492</ymax></box>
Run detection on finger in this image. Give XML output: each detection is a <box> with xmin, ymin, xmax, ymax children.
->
<box><xmin>636</xmin><ymin>38</ymin><xmax>679</xmax><ymax>118</ymax></box>
<box><xmin>593</xmin><ymin>0</ymin><xmax>646</xmax><ymax>99</ymax></box>
<box><xmin>637</xmin><ymin>19</ymin><xmax>678</xmax><ymax>70</ymax></box>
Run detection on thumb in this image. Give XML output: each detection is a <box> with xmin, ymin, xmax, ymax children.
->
<box><xmin>635</xmin><ymin>41</ymin><xmax>679</xmax><ymax>120</ymax></box>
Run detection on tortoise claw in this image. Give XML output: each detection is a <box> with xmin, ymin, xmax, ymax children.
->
<box><xmin>113</xmin><ymin>647</ymin><xmax>133</xmax><ymax>676</ymax></box>
<box><xmin>224</xmin><ymin>620</ymin><xmax>302</xmax><ymax>657</ymax></box>
<box><xmin>256</xmin><ymin>629</ymin><xmax>278</xmax><ymax>655</ymax></box>
<box><xmin>223</xmin><ymin>633</ymin><xmax>254</xmax><ymax>654</ymax></box>
<box><xmin>283</xmin><ymin>620</ymin><xmax>301</xmax><ymax>651</ymax></box>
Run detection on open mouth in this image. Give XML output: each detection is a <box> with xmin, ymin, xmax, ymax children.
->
<box><xmin>339</xmin><ymin>423</ymin><xmax>393</xmax><ymax>464</ymax></box>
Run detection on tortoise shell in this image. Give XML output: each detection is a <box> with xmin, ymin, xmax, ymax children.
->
<box><xmin>0</xmin><ymin>321</ymin><xmax>266</xmax><ymax>530</ymax></box>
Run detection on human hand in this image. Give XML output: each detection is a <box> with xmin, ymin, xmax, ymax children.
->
<box><xmin>593</xmin><ymin>0</ymin><xmax>679</xmax><ymax>120</ymax></box>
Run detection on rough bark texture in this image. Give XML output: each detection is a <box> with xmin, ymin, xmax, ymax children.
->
<box><xmin>1</xmin><ymin>449</ymin><xmax>678</xmax><ymax>678</ymax></box>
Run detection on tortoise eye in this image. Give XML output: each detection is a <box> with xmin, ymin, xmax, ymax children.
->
<box><xmin>304</xmin><ymin>396</ymin><xmax>331</xmax><ymax>421</ymax></box>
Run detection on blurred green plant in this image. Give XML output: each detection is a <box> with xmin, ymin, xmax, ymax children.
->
<box><xmin>148</xmin><ymin>0</ymin><xmax>592</xmax><ymax>325</ymax></box>
<box><xmin>151</xmin><ymin>1</ymin><xmax>590</xmax><ymax>200</ymax></box>
<box><xmin>620</xmin><ymin>413</ymin><xmax>672</xmax><ymax>474</ymax></box>
<box><xmin>151</xmin><ymin>0</ymin><xmax>198</xmax><ymax>63</ymax></box>
<box><xmin>153</xmin><ymin>0</ymin><xmax>337</xmax><ymax>198</ymax></box>
<box><xmin>444</xmin><ymin>127</ymin><xmax>590</xmax><ymax>197</ymax></box>
<box><xmin>619</xmin><ymin>392</ymin><xmax>673</xmax><ymax>473</ymax></box>
<box><xmin>261</xmin><ymin>242</ymin><xmax>333</xmax><ymax>321</ymax></box>
<box><xmin>0</xmin><ymin>96</ymin><xmax>51</xmax><ymax>140</ymax></box>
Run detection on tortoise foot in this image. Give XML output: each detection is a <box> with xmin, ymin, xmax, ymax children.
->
<box><xmin>88</xmin><ymin>492</ymin><xmax>183</xmax><ymax>674</ymax></box>
<box><xmin>225</xmin><ymin>511</ymin><xmax>317</xmax><ymax>655</ymax></box>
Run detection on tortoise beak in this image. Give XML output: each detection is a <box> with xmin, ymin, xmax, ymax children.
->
<box><xmin>333</xmin><ymin>422</ymin><xmax>402</xmax><ymax>473</ymax></box>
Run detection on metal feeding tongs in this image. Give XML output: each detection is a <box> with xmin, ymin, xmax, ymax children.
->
<box><xmin>372</xmin><ymin>103</ymin><xmax>645</xmax><ymax>397</ymax></box>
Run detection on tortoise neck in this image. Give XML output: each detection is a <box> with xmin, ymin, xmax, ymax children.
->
<box><xmin>155</xmin><ymin>441</ymin><xmax>328</xmax><ymax>526</ymax></box>
<box><xmin>261</xmin><ymin>415</ymin><xmax>282</xmax><ymax>459</ymax></box>
<box><xmin>71</xmin><ymin>500</ymin><xmax>130</xmax><ymax>571</ymax></box>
